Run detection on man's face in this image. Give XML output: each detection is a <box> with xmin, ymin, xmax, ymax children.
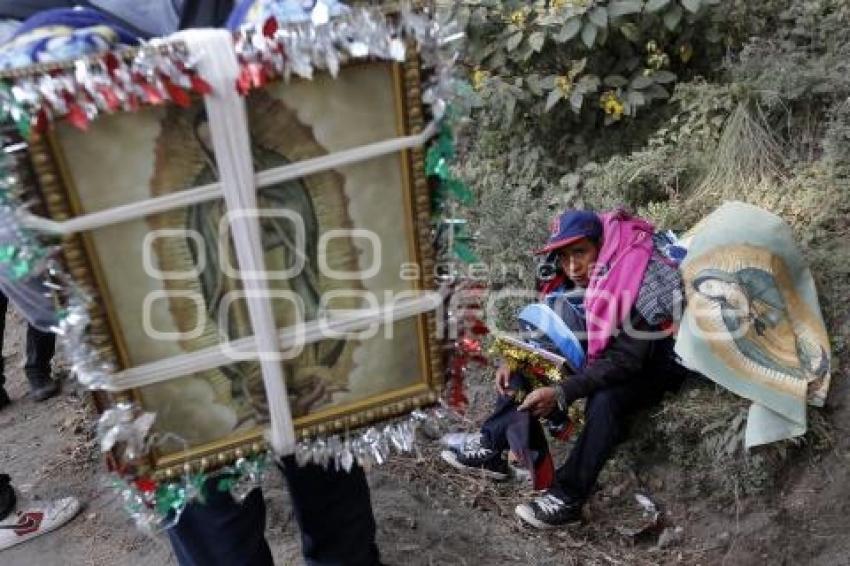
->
<box><xmin>557</xmin><ymin>237</ymin><xmax>599</xmax><ymax>288</ymax></box>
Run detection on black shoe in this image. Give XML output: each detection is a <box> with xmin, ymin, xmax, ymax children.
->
<box><xmin>0</xmin><ymin>474</ymin><xmax>15</xmax><ymax>521</ymax></box>
<box><xmin>0</xmin><ymin>387</ymin><xmax>10</xmax><ymax>410</ymax></box>
<box><xmin>440</xmin><ymin>441</ymin><xmax>510</xmax><ymax>480</ymax></box>
<box><xmin>515</xmin><ymin>490</ymin><xmax>583</xmax><ymax>529</ymax></box>
<box><xmin>27</xmin><ymin>373</ymin><xmax>59</xmax><ymax>402</ymax></box>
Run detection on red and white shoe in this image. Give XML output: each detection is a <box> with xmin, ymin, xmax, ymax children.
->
<box><xmin>0</xmin><ymin>495</ymin><xmax>81</xmax><ymax>551</ymax></box>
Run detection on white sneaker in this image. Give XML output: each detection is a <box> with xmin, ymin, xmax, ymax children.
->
<box><xmin>0</xmin><ymin>495</ymin><xmax>81</xmax><ymax>551</ymax></box>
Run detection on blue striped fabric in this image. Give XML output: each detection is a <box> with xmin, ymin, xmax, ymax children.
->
<box><xmin>0</xmin><ymin>7</ymin><xmax>142</xmax><ymax>70</ymax></box>
<box><xmin>518</xmin><ymin>303</ymin><xmax>586</xmax><ymax>372</ymax></box>
<box><xmin>226</xmin><ymin>0</ymin><xmax>349</xmax><ymax>29</ymax></box>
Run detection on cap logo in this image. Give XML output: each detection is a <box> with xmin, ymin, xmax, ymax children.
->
<box><xmin>550</xmin><ymin>215</ymin><xmax>562</xmax><ymax>237</ymax></box>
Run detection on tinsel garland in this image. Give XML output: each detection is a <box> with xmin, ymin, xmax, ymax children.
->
<box><xmin>102</xmin><ymin>405</ymin><xmax>451</xmax><ymax>532</ymax></box>
<box><xmin>230</xmin><ymin>2</ymin><xmax>466</xmax><ymax>122</ymax></box>
<box><xmin>490</xmin><ymin>335</ymin><xmax>569</xmax><ymax>385</ymax></box>
<box><xmin>426</xmin><ymin>113</ymin><xmax>487</xmax><ymax>411</ymax></box>
<box><xmin>0</xmin><ymin>41</ymin><xmax>211</xmax><ymax>136</ymax></box>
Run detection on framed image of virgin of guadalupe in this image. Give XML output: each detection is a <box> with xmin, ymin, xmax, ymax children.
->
<box><xmin>22</xmin><ymin>50</ymin><xmax>441</xmax><ymax>479</ymax></box>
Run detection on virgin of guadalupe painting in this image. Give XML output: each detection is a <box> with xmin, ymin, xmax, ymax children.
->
<box><xmin>32</xmin><ymin>59</ymin><xmax>438</xmax><ymax>473</ymax></box>
<box><xmin>144</xmin><ymin>92</ymin><xmax>365</xmax><ymax>435</ymax></box>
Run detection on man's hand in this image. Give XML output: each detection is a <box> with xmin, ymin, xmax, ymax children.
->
<box><xmin>495</xmin><ymin>362</ymin><xmax>512</xmax><ymax>395</ymax></box>
<box><xmin>518</xmin><ymin>386</ymin><xmax>557</xmax><ymax>418</ymax></box>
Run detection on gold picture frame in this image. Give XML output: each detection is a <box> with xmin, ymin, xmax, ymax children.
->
<box><xmin>23</xmin><ymin>51</ymin><xmax>441</xmax><ymax>480</ymax></box>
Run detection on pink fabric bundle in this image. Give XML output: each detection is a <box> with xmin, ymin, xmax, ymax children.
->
<box><xmin>584</xmin><ymin>210</ymin><xmax>654</xmax><ymax>360</ymax></box>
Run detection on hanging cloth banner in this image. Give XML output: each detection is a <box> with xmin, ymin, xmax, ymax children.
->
<box><xmin>675</xmin><ymin>201</ymin><xmax>831</xmax><ymax>447</ymax></box>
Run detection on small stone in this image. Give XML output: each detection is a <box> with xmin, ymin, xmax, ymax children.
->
<box><xmin>651</xmin><ymin>477</ymin><xmax>664</xmax><ymax>491</ymax></box>
<box><xmin>719</xmin><ymin>531</ymin><xmax>731</xmax><ymax>541</ymax></box>
<box><xmin>611</xmin><ymin>484</ymin><xmax>624</xmax><ymax>497</ymax></box>
<box><xmin>86</xmin><ymin>512</ymin><xmax>97</xmax><ymax>521</ymax></box>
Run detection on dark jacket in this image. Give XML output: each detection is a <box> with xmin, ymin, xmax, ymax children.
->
<box><xmin>555</xmin><ymin>311</ymin><xmax>679</xmax><ymax>408</ymax></box>
<box><xmin>554</xmin><ymin>252</ymin><xmax>688</xmax><ymax>408</ymax></box>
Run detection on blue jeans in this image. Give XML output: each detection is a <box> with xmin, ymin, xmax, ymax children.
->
<box><xmin>167</xmin><ymin>457</ymin><xmax>380</xmax><ymax>566</ymax></box>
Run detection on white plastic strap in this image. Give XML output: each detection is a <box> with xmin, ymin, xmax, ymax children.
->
<box><xmin>20</xmin><ymin>121</ymin><xmax>438</xmax><ymax>236</ymax></box>
<box><xmin>101</xmin><ymin>291</ymin><xmax>442</xmax><ymax>392</ymax></box>
<box><xmin>177</xmin><ymin>29</ymin><xmax>294</xmax><ymax>455</ymax></box>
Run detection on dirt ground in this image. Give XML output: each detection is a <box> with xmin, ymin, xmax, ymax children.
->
<box><xmin>1</xmin><ymin>307</ymin><xmax>849</xmax><ymax>566</ymax></box>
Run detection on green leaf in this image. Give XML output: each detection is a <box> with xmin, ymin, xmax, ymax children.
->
<box><xmin>630</xmin><ymin>74</ymin><xmax>654</xmax><ymax>90</ymax></box>
<box><xmin>681</xmin><ymin>0</ymin><xmax>701</xmax><ymax>13</ymax></box>
<box><xmin>517</xmin><ymin>43</ymin><xmax>535</xmax><ymax>62</ymax></box>
<box><xmin>619</xmin><ymin>22</ymin><xmax>641</xmax><ymax>42</ymax></box>
<box><xmin>554</xmin><ymin>17</ymin><xmax>582</xmax><ymax>43</ymax></box>
<box><xmin>528</xmin><ymin>31</ymin><xmax>545</xmax><ymax>52</ymax></box>
<box><xmin>647</xmin><ymin>83</ymin><xmax>670</xmax><ymax>100</ymax></box>
<box><xmin>663</xmin><ymin>5</ymin><xmax>683</xmax><ymax>30</ymax></box>
<box><xmin>581</xmin><ymin>20</ymin><xmax>597</xmax><ymax>48</ymax></box>
<box><xmin>506</xmin><ymin>31</ymin><xmax>523</xmax><ymax>51</ymax></box>
<box><xmin>577</xmin><ymin>74</ymin><xmax>601</xmax><ymax>92</ymax></box>
<box><xmin>526</xmin><ymin>74</ymin><xmax>543</xmax><ymax>96</ymax></box>
<box><xmin>603</xmin><ymin>74</ymin><xmax>629</xmax><ymax>87</ymax></box>
<box><xmin>627</xmin><ymin>90</ymin><xmax>646</xmax><ymax>106</ymax></box>
<box><xmin>609</xmin><ymin>0</ymin><xmax>643</xmax><ymax>18</ymax></box>
<box><xmin>653</xmin><ymin>70</ymin><xmax>677</xmax><ymax>83</ymax></box>
<box><xmin>539</xmin><ymin>75</ymin><xmax>557</xmax><ymax>89</ymax></box>
<box><xmin>569</xmin><ymin>92</ymin><xmax>584</xmax><ymax>113</ymax></box>
<box><xmin>645</xmin><ymin>0</ymin><xmax>671</xmax><ymax>13</ymax></box>
<box><xmin>588</xmin><ymin>6</ymin><xmax>608</xmax><ymax>28</ymax></box>
<box><xmin>545</xmin><ymin>89</ymin><xmax>563</xmax><ymax>112</ymax></box>
<box><xmin>569</xmin><ymin>58</ymin><xmax>588</xmax><ymax>78</ymax></box>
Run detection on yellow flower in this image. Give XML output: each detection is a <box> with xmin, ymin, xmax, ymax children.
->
<box><xmin>600</xmin><ymin>91</ymin><xmax>625</xmax><ymax>120</ymax></box>
<box><xmin>509</xmin><ymin>9</ymin><xmax>526</xmax><ymax>27</ymax></box>
<box><xmin>471</xmin><ymin>69</ymin><xmax>489</xmax><ymax>91</ymax></box>
<box><xmin>551</xmin><ymin>0</ymin><xmax>589</xmax><ymax>8</ymax></box>
<box><xmin>679</xmin><ymin>43</ymin><xmax>694</xmax><ymax>63</ymax></box>
<box><xmin>555</xmin><ymin>75</ymin><xmax>573</xmax><ymax>95</ymax></box>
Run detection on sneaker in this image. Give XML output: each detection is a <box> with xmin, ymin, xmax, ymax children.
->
<box><xmin>515</xmin><ymin>491</ymin><xmax>583</xmax><ymax>529</ymax></box>
<box><xmin>0</xmin><ymin>494</ymin><xmax>81</xmax><ymax>551</ymax></box>
<box><xmin>440</xmin><ymin>438</ymin><xmax>509</xmax><ymax>480</ymax></box>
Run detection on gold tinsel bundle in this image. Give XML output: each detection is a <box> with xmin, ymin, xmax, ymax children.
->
<box><xmin>489</xmin><ymin>334</ymin><xmax>571</xmax><ymax>385</ymax></box>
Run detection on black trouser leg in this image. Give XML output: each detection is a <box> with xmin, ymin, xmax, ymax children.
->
<box><xmin>167</xmin><ymin>483</ymin><xmax>273</xmax><ymax>566</ymax></box>
<box><xmin>0</xmin><ymin>292</ymin><xmax>7</xmax><ymax>387</ymax></box>
<box><xmin>279</xmin><ymin>457</ymin><xmax>380</xmax><ymax>566</ymax></box>
<box><xmin>553</xmin><ymin>386</ymin><xmax>633</xmax><ymax>501</ymax></box>
<box><xmin>167</xmin><ymin>461</ymin><xmax>380</xmax><ymax>566</ymax></box>
<box><xmin>23</xmin><ymin>323</ymin><xmax>55</xmax><ymax>380</ymax></box>
<box><xmin>554</xmin><ymin>373</ymin><xmax>680</xmax><ymax>501</ymax></box>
